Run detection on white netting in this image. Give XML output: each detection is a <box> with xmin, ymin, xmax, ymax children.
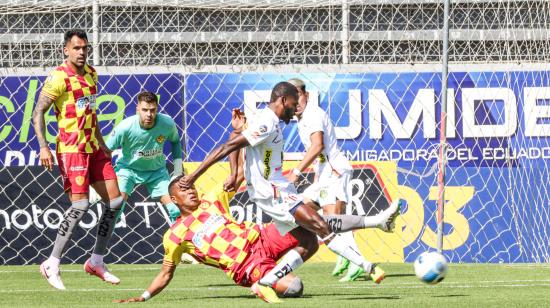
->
<box><xmin>0</xmin><ymin>0</ymin><xmax>549</xmax><ymax>265</ymax></box>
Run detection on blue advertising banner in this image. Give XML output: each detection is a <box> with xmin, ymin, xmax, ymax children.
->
<box><xmin>185</xmin><ymin>72</ymin><xmax>550</xmax><ymax>167</ymax></box>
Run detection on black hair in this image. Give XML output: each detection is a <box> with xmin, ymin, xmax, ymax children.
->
<box><xmin>64</xmin><ymin>29</ymin><xmax>88</xmax><ymax>46</ymax></box>
<box><xmin>270</xmin><ymin>81</ymin><xmax>299</xmax><ymax>104</ymax></box>
<box><xmin>168</xmin><ymin>175</ymin><xmax>184</xmax><ymax>195</ymax></box>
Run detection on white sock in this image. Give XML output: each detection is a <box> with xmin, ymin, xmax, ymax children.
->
<box><xmin>363</xmin><ymin>215</ymin><xmax>384</xmax><ymax>228</ymax></box>
<box><xmin>90</xmin><ymin>253</ymin><xmax>104</xmax><ymax>266</ymax></box>
<box><xmin>47</xmin><ymin>256</ymin><xmax>60</xmax><ymax>268</ymax></box>
<box><xmin>339</xmin><ymin>231</ymin><xmax>361</xmax><ymax>254</ymax></box>
<box><xmin>326</xmin><ymin>234</ymin><xmax>371</xmax><ymax>272</ymax></box>
<box><xmin>259</xmin><ymin>249</ymin><xmax>303</xmax><ymax>286</ymax></box>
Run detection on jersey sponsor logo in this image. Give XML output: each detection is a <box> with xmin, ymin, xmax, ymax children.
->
<box><xmin>75</xmin><ymin>175</ymin><xmax>85</xmax><ymax>186</ymax></box>
<box><xmin>192</xmin><ymin>214</ymin><xmax>226</xmax><ymax>249</ymax></box>
<box><xmin>156</xmin><ymin>135</ymin><xmax>165</xmax><ymax>144</ymax></box>
<box><xmin>263</xmin><ymin>149</ymin><xmax>272</xmax><ymax>179</ymax></box>
<box><xmin>259</xmin><ymin>125</ymin><xmax>267</xmax><ymax>133</ymax></box>
<box><xmin>135</xmin><ymin>148</ymin><xmax>163</xmax><ymax>159</ymax></box>
<box><xmin>69</xmin><ymin>166</ymin><xmax>87</xmax><ymax>172</ymax></box>
<box><xmin>75</xmin><ymin>94</ymin><xmax>97</xmax><ymax>110</ymax></box>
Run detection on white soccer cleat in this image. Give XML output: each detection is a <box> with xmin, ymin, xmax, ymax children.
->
<box><xmin>40</xmin><ymin>261</ymin><xmax>66</xmax><ymax>290</ymax></box>
<box><xmin>376</xmin><ymin>199</ymin><xmax>401</xmax><ymax>232</ymax></box>
<box><xmin>84</xmin><ymin>258</ymin><xmax>121</xmax><ymax>284</ymax></box>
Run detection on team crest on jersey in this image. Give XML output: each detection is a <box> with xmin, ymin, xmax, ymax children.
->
<box><xmin>320</xmin><ymin>189</ymin><xmax>328</xmax><ymax>199</ymax></box>
<box><xmin>251</xmin><ymin>267</ymin><xmax>261</xmax><ymax>280</ymax></box>
<box><xmin>156</xmin><ymin>135</ymin><xmax>165</xmax><ymax>144</ymax></box>
<box><xmin>75</xmin><ymin>176</ymin><xmax>85</xmax><ymax>186</ymax></box>
<box><xmin>259</xmin><ymin>125</ymin><xmax>267</xmax><ymax>133</ymax></box>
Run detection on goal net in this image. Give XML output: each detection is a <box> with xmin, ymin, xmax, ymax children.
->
<box><xmin>1</xmin><ymin>0</ymin><xmax>549</xmax><ymax>265</ymax></box>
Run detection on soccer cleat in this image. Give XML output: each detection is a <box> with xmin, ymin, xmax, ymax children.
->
<box><xmin>331</xmin><ymin>256</ymin><xmax>350</xmax><ymax>277</ymax></box>
<box><xmin>251</xmin><ymin>282</ymin><xmax>283</xmax><ymax>304</ymax></box>
<box><xmin>84</xmin><ymin>259</ymin><xmax>120</xmax><ymax>284</ymax></box>
<box><xmin>338</xmin><ymin>263</ymin><xmax>365</xmax><ymax>282</ymax></box>
<box><xmin>377</xmin><ymin>199</ymin><xmax>402</xmax><ymax>232</ymax></box>
<box><xmin>40</xmin><ymin>261</ymin><xmax>66</xmax><ymax>290</ymax></box>
<box><xmin>368</xmin><ymin>264</ymin><xmax>386</xmax><ymax>284</ymax></box>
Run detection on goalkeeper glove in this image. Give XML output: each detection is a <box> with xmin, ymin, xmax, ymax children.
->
<box><xmin>165</xmin><ymin>202</ymin><xmax>181</xmax><ymax>224</ymax></box>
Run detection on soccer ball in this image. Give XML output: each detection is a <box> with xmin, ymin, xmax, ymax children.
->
<box><xmin>414</xmin><ymin>251</ymin><xmax>448</xmax><ymax>284</ymax></box>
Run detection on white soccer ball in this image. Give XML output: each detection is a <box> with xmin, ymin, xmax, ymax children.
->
<box><xmin>414</xmin><ymin>251</ymin><xmax>448</xmax><ymax>284</ymax></box>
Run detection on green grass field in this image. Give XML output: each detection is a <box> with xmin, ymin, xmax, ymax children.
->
<box><xmin>2</xmin><ymin>263</ymin><xmax>550</xmax><ymax>307</ymax></box>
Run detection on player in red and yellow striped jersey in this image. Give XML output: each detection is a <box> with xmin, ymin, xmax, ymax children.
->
<box><xmin>116</xmin><ymin>174</ymin><xmax>318</xmax><ymax>304</ymax></box>
<box><xmin>33</xmin><ymin>29</ymin><xmax>124</xmax><ymax>290</ymax></box>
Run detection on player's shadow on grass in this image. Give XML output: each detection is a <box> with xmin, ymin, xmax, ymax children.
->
<box><xmin>342</xmin><ymin>295</ymin><xmax>400</xmax><ymax>301</ymax></box>
<box><xmin>198</xmin><ymin>294</ymin><xmax>272</xmax><ymax>300</ymax></box>
<box><xmin>385</xmin><ymin>273</ymin><xmax>416</xmax><ymax>278</ymax></box>
<box><xmin>432</xmin><ymin>294</ymin><xmax>468</xmax><ymax>298</ymax></box>
<box><xmin>204</xmin><ymin>283</ymin><xmax>237</xmax><ymax>287</ymax></box>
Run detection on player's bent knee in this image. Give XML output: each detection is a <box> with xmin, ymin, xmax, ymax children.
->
<box><xmin>281</xmin><ymin>277</ymin><xmax>303</xmax><ymax>298</ymax></box>
<box><xmin>108</xmin><ymin>196</ymin><xmax>124</xmax><ymax>210</ymax></box>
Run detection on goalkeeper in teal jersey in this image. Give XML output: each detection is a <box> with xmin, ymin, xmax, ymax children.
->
<box><xmin>104</xmin><ymin>91</ymin><xmax>182</xmax><ymax>222</ymax></box>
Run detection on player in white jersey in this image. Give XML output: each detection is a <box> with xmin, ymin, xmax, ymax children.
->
<box><xmin>286</xmin><ymin>78</ymin><xmax>397</xmax><ymax>281</ymax></box>
<box><xmin>179</xmin><ymin>82</ymin><xmax>400</xmax><ymax>294</ymax></box>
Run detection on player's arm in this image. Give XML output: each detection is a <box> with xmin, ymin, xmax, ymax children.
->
<box><xmin>168</xmin><ymin>122</ymin><xmax>184</xmax><ymax>177</ymax></box>
<box><xmin>287</xmin><ymin>131</ymin><xmax>324</xmax><ymax>183</ymax></box>
<box><xmin>32</xmin><ymin>93</ymin><xmax>55</xmax><ymax>171</ymax></box>
<box><xmin>181</xmin><ymin>134</ymin><xmax>249</xmax><ymax>188</ymax></box>
<box><xmin>224</xmin><ymin>146</ymin><xmax>244</xmax><ymax>192</ymax></box>
<box><xmin>114</xmin><ymin>262</ymin><xmax>176</xmax><ymax>303</ymax></box>
<box><xmin>224</xmin><ymin>108</ymin><xmax>247</xmax><ymax>191</ymax></box>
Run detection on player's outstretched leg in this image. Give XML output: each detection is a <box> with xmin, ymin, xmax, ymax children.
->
<box><xmin>322</xmin><ymin>199</ymin><xmax>402</xmax><ymax>234</ymax></box>
<box><xmin>375</xmin><ymin>199</ymin><xmax>402</xmax><ymax>232</ymax></box>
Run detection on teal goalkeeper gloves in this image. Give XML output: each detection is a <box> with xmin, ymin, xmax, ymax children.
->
<box><xmin>165</xmin><ymin>202</ymin><xmax>181</xmax><ymax>224</ymax></box>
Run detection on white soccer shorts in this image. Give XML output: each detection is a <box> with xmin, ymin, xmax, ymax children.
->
<box><xmin>302</xmin><ymin>169</ymin><xmax>352</xmax><ymax>207</ymax></box>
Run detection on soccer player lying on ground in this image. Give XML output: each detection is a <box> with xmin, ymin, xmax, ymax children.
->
<box><xmin>178</xmin><ymin>82</ymin><xmax>400</xmax><ymax>300</ymax></box>
<box><xmin>115</xmin><ymin>173</ymin><xmax>319</xmax><ymax>304</ymax></box>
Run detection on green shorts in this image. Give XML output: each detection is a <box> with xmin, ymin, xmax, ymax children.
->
<box><xmin>116</xmin><ymin>167</ymin><xmax>170</xmax><ymax>199</ymax></box>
